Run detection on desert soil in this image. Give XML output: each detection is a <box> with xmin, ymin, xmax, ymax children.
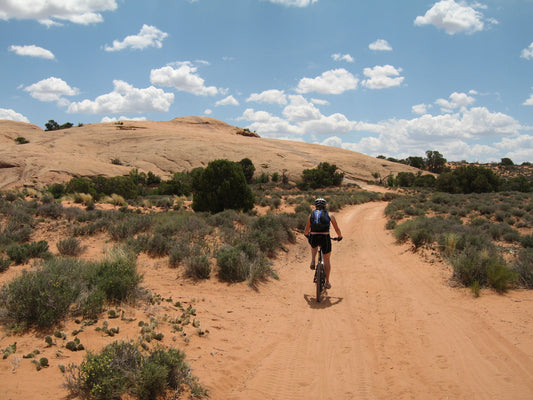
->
<box><xmin>2</xmin><ymin>201</ymin><xmax>533</xmax><ymax>400</ymax></box>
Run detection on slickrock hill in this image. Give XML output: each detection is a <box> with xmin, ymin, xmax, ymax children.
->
<box><xmin>0</xmin><ymin>116</ymin><xmax>419</xmax><ymax>189</ymax></box>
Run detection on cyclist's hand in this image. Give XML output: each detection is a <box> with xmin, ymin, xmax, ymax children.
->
<box><xmin>338</xmin><ymin>237</ymin><xmax>343</xmax><ymax>241</ymax></box>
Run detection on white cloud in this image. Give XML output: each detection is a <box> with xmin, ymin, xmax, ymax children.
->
<box><xmin>414</xmin><ymin>0</ymin><xmax>496</xmax><ymax>35</ymax></box>
<box><xmin>0</xmin><ymin>0</ymin><xmax>117</xmax><ymax>25</ymax></box>
<box><xmin>9</xmin><ymin>45</ymin><xmax>55</xmax><ymax>59</ymax></box>
<box><xmin>344</xmin><ymin>104</ymin><xmax>523</xmax><ymax>162</ymax></box>
<box><xmin>204</xmin><ymin>109</ymin><xmax>212</xmax><ymax>115</ymax></box>
<box><xmin>24</xmin><ymin>77</ymin><xmax>79</xmax><ymax>103</ymax></box>
<box><xmin>241</xmin><ymin>108</ymin><xmax>302</xmax><ymax>138</ymax></box>
<box><xmin>216</xmin><ymin>95</ymin><xmax>239</xmax><ymax>106</ymax></box>
<box><xmin>296</xmin><ymin>68</ymin><xmax>358</xmax><ymax>94</ymax></box>
<box><xmin>150</xmin><ymin>63</ymin><xmax>218</xmax><ymax>96</ymax></box>
<box><xmin>369</xmin><ymin>39</ymin><xmax>392</xmax><ymax>51</ymax></box>
<box><xmin>361</xmin><ymin>65</ymin><xmax>404</xmax><ymax>89</ymax></box>
<box><xmin>435</xmin><ymin>91</ymin><xmax>475</xmax><ymax>112</ymax></box>
<box><xmin>247</xmin><ymin>89</ymin><xmax>287</xmax><ymax>105</ymax></box>
<box><xmin>0</xmin><ymin>108</ymin><xmax>30</xmax><ymax>122</ymax></box>
<box><xmin>412</xmin><ymin>104</ymin><xmax>430</xmax><ymax>115</ymax></box>
<box><xmin>524</xmin><ymin>91</ymin><xmax>533</xmax><ymax>106</ymax></box>
<box><xmin>282</xmin><ymin>95</ymin><xmax>322</xmax><ymax>122</ymax></box>
<box><xmin>332</xmin><ymin>53</ymin><xmax>354</xmax><ymax>63</ymax></box>
<box><xmin>104</xmin><ymin>25</ymin><xmax>168</xmax><ymax>51</ymax></box>
<box><xmin>67</xmin><ymin>80</ymin><xmax>174</xmax><ymax>114</ymax></box>
<box><xmin>521</xmin><ymin>42</ymin><xmax>533</xmax><ymax>60</ymax></box>
<box><xmin>266</xmin><ymin>0</ymin><xmax>318</xmax><ymax>7</ymax></box>
<box><xmin>311</xmin><ymin>98</ymin><xmax>329</xmax><ymax>106</ymax></box>
<box><xmin>101</xmin><ymin>116</ymin><xmax>147</xmax><ymax>122</ymax></box>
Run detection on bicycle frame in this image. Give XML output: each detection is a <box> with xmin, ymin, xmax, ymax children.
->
<box><xmin>311</xmin><ymin>236</ymin><xmax>340</xmax><ymax>303</ymax></box>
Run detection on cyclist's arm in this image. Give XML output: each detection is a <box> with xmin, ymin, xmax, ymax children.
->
<box><xmin>304</xmin><ymin>217</ymin><xmax>311</xmax><ymax>236</ymax></box>
<box><xmin>330</xmin><ymin>215</ymin><xmax>342</xmax><ymax>239</ymax></box>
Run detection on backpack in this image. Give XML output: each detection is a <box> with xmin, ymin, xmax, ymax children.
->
<box><xmin>310</xmin><ymin>209</ymin><xmax>330</xmax><ymax>232</ymax></box>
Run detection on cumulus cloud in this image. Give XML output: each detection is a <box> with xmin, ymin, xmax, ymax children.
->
<box><xmin>247</xmin><ymin>89</ymin><xmax>287</xmax><ymax>105</ymax></box>
<box><xmin>435</xmin><ymin>91</ymin><xmax>475</xmax><ymax>112</ymax></box>
<box><xmin>523</xmin><ymin>91</ymin><xmax>533</xmax><ymax>106</ymax></box>
<box><xmin>361</xmin><ymin>65</ymin><xmax>404</xmax><ymax>89</ymax></box>
<box><xmin>0</xmin><ymin>0</ymin><xmax>117</xmax><ymax>25</ymax></box>
<box><xmin>101</xmin><ymin>116</ymin><xmax>147</xmax><ymax>122</ymax></box>
<box><xmin>24</xmin><ymin>77</ymin><xmax>79</xmax><ymax>103</ymax></box>
<box><xmin>9</xmin><ymin>45</ymin><xmax>55</xmax><ymax>59</ymax></box>
<box><xmin>215</xmin><ymin>95</ymin><xmax>239</xmax><ymax>106</ymax></box>
<box><xmin>150</xmin><ymin>63</ymin><xmax>218</xmax><ymax>96</ymax></box>
<box><xmin>67</xmin><ymin>80</ymin><xmax>174</xmax><ymax>114</ymax></box>
<box><xmin>414</xmin><ymin>0</ymin><xmax>496</xmax><ymax>35</ymax></box>
<box><xmin>521</xmin><ymin>42</ymin><xmax>533</xmax><ymax>60</ymax></box>
<box><xmin>369</xmin><ymin>39</ymin><xmax>392</xmax><ymax>51</ymax></box>
<box><xmin>282</xmin><ymin>95</ymin><xmax>322</xmax><ymax>122</ymax></box>
<box><xmin>296</xmin><ymin>68</ymin><xmax>358</xmax><ymax>94</ymax></box>
<box><xmin>266</xmin><ymin>0</ymin><xmax>318</xmax><ymax>7</ymax></box>
<box><xmin>412</xmin><ymin>104</ymin><xmax>430</xmax><ymax>115</ymax></box>
<box><xmin>332</xmin><ymin>53</ymin><xmax>354</xmax><ymax>63</ymax></box>
<box><xmin>0</xmin><ymin>108</ymin><xmax>30</xmax><ymax>122</ymax></box>
<box><xmin>104</xmin><ymin>25</ymin><xmax>168</xmax><ymax>51</ymax></box>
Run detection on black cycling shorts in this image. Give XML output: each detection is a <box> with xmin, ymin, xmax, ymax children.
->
<box><xmin>308</xmin><ymin>234</ymin><xmax>332</xmax><ymax>254</ymax></box>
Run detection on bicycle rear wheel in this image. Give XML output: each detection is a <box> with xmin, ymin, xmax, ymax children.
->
<box><xmin>315</xmin><ymin>262</ymin><xmax>324</xmax><ymax>302</ymax></box>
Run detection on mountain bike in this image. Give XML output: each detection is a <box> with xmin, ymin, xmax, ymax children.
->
<box><xmin>313</xmin><ymin>237</ymin><xmax>341</xmax><ymax>303</ymax></box>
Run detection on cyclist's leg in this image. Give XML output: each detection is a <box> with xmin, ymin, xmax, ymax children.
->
<box><xmin>322</xmin><ymin>237</ymin><xmax>333</xmax><ymax>284</ymax></box>
<box><xmin>308</xmin><ymin>235</ymin><xmax>319</xmax><ymax>268</ymax></box>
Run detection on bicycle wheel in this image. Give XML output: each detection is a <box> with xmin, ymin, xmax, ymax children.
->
<box><xmin>316</xmin><ymin>261</ymin><xmax>323</xmax><ymax>302</ymax></box>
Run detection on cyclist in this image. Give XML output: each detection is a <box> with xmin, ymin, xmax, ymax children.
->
<box><xmin>304</xmin><ymin>197</ymin><xmax>342</xmax><ymax>289</ymax></box>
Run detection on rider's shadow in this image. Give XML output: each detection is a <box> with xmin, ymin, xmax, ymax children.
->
<box><xmin>304</xmin><ymin>293</ymin><xmax>343</xmax><ymax>309</ymax></box>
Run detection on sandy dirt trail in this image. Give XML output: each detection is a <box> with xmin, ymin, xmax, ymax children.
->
<box><xmin>188</xmin><ymin>201</ymin><xmax>533</xmax><ymax>400</ymax></box>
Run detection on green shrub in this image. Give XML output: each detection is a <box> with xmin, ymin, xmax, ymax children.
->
<box><xmin>15</xmin><ymin>136</ymin><xmax>29</xmax><ymax>144</ymax></box>
<box><xmin>185</xmin><ymin>255</ymin><xmax>211</xmax><ymax>280</ymax></box>
<box><xmin>0</xmin><ymin>256</ymin><xmax>11</xmax><ymax>272</ymax></box>
<box><xmin>216</xmin><ymin>242</ymin><xmax>274</xmax><ymax>286</ymax></box>
<box><xmin>300</xmin><ymin>162</ymin><xmax>344</xmax><ymax>189</ymax></box>
<box><xmin>65</xmin><ymin>342</ymin><xmax>198</xmax><ymax>400</ymax></box>
<box><xmin>452</xmin><ymin>248</ymin><xmax>514</xmax><ymax>292</ymax></box>
<box><xmin>145</xmin><ymin>234</ymin><xmax>171</xmax><ymax>258</ymax></box>
<box><xmin>87</xmin><ymin>250</ymin><xmax>141</xmax><ymax>302</ymax></box>
<box><xmin>513</xmin><ymin>249</ymin><xmax>533</xmax><ymax>288</ymax></box>
<box><xmin>2</xmin><ymin>258</ymin><xmax>83</xmax><ymax>327</ymax></box>
<box><xmin>520</xmin><ymin>234</ymin><xmax>533</xmax><ymax>248</ymax></box>
<box><xmin>6</xmin><ymin>241</ymin><xmax>50</xmax><ymax>264</ymax></box>
<box><xmin>192</xmin><ymin>159</ymin><xmax>255</xmax><ymax>213</ymax></box>
<box><xmin>57</xmin><ymin>237</ymin><xmax>83</xmax><ymax>256</ymax></box>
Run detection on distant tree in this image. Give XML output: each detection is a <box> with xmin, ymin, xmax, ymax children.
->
<box><xmin>396</xmin><ymin>172</ymin><xmax>416</xmax><ymax>187</ymax></box>
<box><xmin>239</xmin><ymin>158</ymin><xmax>255</xmax><ymax>184</ymax></box>
<box><xmin>45</xmin><ymin>120</ymin><xmax>60</xmax><ymax>131</ymax></box>
<box><xmin>405</xmin><ymin>156</ymin><xmax>426</xmax><ymax>169</ymax></box>
<box><xmin>425</xmin><ymin>150</ymin><xmax>447</xmax><ymax>173</ymax></box>
<box><xmin>500</xmin><ymin>157</ymin><xmax>514</xmax><ymax>166</ymax></box>
<box><xmin>45</xmin><ymin>120</ymin><xmax>73</xmax><ymax>131</ymax></box>
<box><xmin>192</xmin><ymin>159</ymin><xmax>254</xmax><ymax>213</ymax></box>
<box><xmin>300</xmin><ymin>162</ymin><xmax>344</xmax><ymax>189</ymax></box>
<box><xmin>436</xmin><ymin>165</ymin><xmax>500</xmax><ymax>194</ymax></box>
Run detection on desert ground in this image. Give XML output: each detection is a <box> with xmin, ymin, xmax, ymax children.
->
<box><xmin>1</xmin><ymin>200</ymin><xmax>532</xmax><ymax>400</ymax></box>
<box><xmin>1</xmin><ymin>117</ymin><xmax>532</xmax><ymax>399</ymax></box>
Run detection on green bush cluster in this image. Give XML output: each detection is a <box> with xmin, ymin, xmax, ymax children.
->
<box><xmin>387</xmin><ymin>191</ymin><xmax>532</xmax><ymax>292</ymax></box>
<box><xmin>0</xmin><ymin>249</ymin><xmax>141</xmax><ymax>328</ymax></box>
<box><xmin>299</xmin><ymin>162</ymin><xmax>344</xmax><ymax>189</ymax></box>
<box><xmin>65</xmin><ymin>341</ymin><xmax>206</xmax><ymax>400</ymax></box>
<box><xmin>216</xmin><ymin>242</ymin><xmax>274</xmax><ymax>287</ymax></box>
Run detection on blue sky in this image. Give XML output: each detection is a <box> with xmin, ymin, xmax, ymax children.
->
<box><xmin>1</xmin><ymin>0</ymin><xmax>532</xmax><ymax>163</ymax></box>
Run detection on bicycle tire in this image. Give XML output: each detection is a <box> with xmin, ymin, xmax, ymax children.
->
<box><xmin>315</xmin><ymin>262</ymin><xmax>322</xmax><ymax>302</ymax></box>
